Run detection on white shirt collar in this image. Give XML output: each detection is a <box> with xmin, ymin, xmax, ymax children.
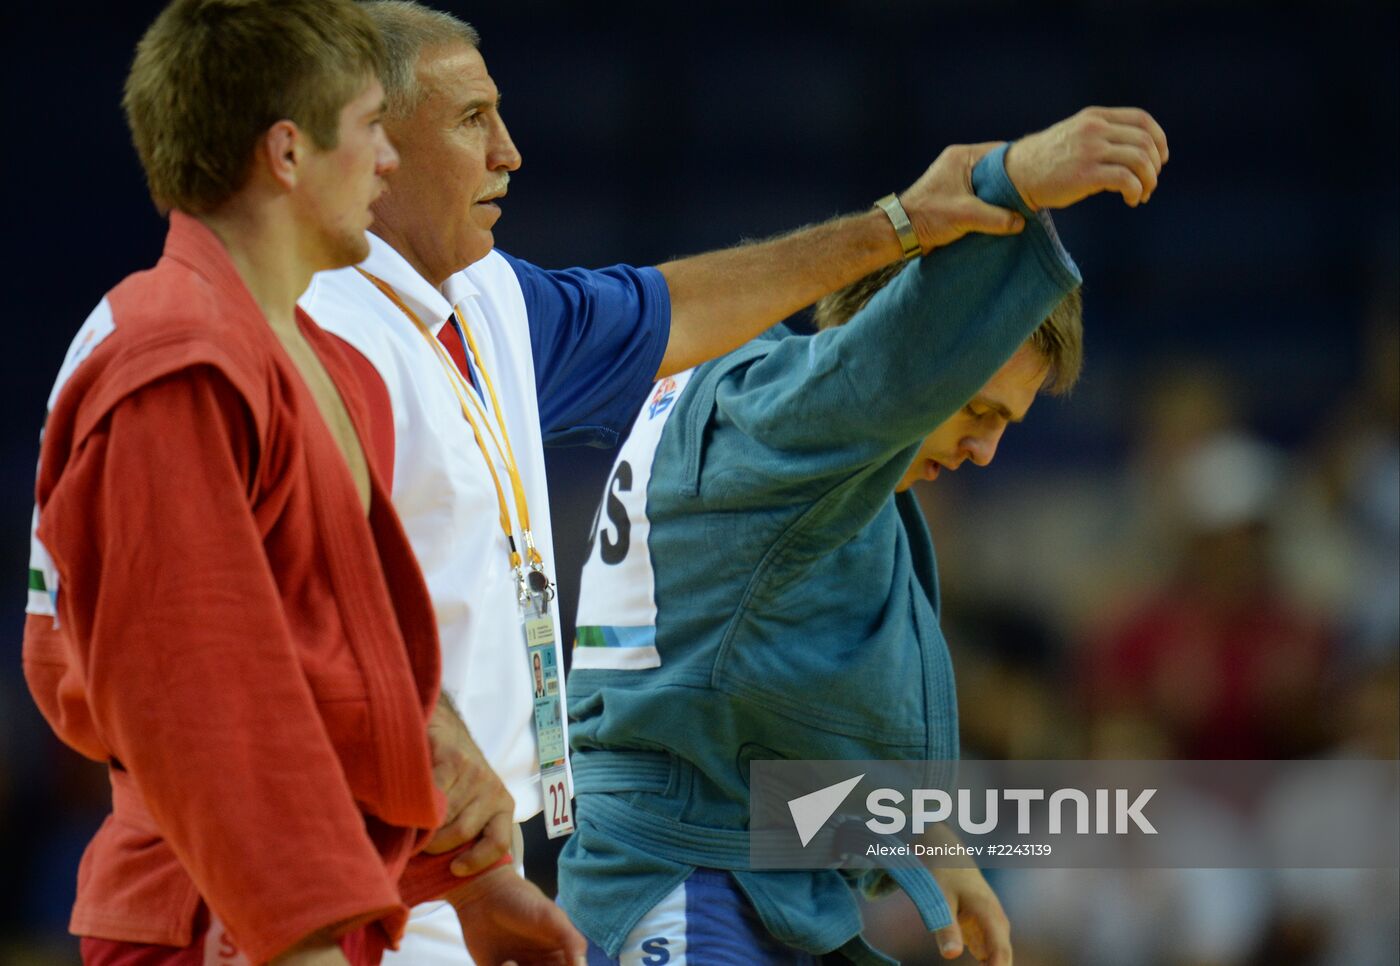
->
<box><xmin>441</xmin><ymin>261</ymin><xmax>483</xmax><ymax>313</ymax></box>
<box><xmin>361</xmin><ymin>231</ymin><xmax>455</xmax><ymax>332</ymax></box>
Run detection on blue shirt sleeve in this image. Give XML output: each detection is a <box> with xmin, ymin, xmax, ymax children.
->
<box><xmin>496</xmin><ymin>252</ymin><xmax>671</xmax><ymax>448</ymax></box>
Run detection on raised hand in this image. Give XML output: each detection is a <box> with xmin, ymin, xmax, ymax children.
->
<box><xmin>1004</xmin><ymin>106</ymin><xmax>1169</xmax><ymax>210</ymax></box>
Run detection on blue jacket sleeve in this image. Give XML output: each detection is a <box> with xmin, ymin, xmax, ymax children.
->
<box><xmin>708</xmin><ymin>144</ymin><xmax>1081</xmax><ymax>502</ymax></box>
<box><xmin>498</xmin><ymin>253</ymin><xmax>671</xmax><ymax>448</ymax></box>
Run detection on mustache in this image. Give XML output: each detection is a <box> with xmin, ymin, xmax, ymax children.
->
<box><xmin>478</xmin><ymin>174</ymin><xmax>510</xmax><ymax>200</ymax></box>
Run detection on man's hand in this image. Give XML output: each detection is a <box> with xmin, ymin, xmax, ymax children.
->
<box><xmin>447</xmin><ymin>866</ymin><xmax>588</xmax><ymax>966</ymax></box>
<box><xmin>931</xmin><ymin>865</ymin><xmax>1012</xmax><ymax>965</ymax></box>
<box><xmin>1004</xmin><ymin>106</ymin><xmax>1169</xmax><ymax>210</ymax></box>
<box><xmin>424</xmin><ymin>695</ymin><xmax>516</xmax><ymax>876</ymax></box>
<box><xmin>899</xmin><ymin>142</ymin><xmax>1028</xmax><ymax>253</ymax></box>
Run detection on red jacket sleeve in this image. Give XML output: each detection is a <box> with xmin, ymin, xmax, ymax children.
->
<box><xmin>37</xmin><ymin>367</ymin><xmax>401</xmax><ymax>962</ymax></box>
<box><xmin>398</xmin><ymin>850</ymin><xmax>514</xmax><ymax>909</ymax></box>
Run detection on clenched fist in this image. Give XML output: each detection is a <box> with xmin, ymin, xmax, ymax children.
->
<box><xmin>1005</xmin><ymin>106</ymin><xmax>1169</xmax><ymax>210</ymax></box>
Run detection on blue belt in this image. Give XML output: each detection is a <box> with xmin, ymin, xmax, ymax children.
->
<box><xmin>571</xmin><ymin>749</ymin><xmax>953</xmax><ymax>962</ymax></box>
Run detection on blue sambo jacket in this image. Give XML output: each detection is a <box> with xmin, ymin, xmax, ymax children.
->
<box><xmin>561</xmin><ymin>145</ymin><xmax>1082</xmax><ymax>964</ymax></box>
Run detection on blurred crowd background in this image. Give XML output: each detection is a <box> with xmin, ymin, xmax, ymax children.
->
<box><xmin>1</xmin><ymin>1</ymin><xmax>1395</xmax><ymax>963</ymax></box>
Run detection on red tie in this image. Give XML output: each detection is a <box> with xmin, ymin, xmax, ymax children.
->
<box><xmin>437</xmin><ymin>316</ymin><xmax>478</xmax><ymax>391</ymax></box>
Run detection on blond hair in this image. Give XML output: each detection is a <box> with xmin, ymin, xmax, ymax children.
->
<box><xmin>812</xmin><ymin>263</ymin><xmax>1084</xmax><ymax>395</ymax></box>
<box><xmin>123</xmin><ymin>0</ymin><xmax>386</xmax><ymax>214</ymax></box>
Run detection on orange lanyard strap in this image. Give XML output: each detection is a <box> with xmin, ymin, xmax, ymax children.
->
<box><xmin>357</xmin><ymin>268</ymin><xmax>545</xmax><ymax>575</ymax></box>
<box><xmin>452</xmin><ymin>307</ymin><xmax>536</xmax><ymax>547</ymax></box>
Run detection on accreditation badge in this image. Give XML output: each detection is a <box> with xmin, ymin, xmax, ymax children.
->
<box><xmin>522</xmin><ymin>583</ymin><xmax>575</xmax><ymax>838</ymax></box>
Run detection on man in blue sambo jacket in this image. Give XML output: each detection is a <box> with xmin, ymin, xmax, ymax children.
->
<box><xmin>562</xmin><ymin>108</ymin><xmax>1167</xmax><ymax>965</ymax></box>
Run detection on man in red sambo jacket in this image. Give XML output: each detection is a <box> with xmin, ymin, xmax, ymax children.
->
<box><xmin>21</xmin><ymin>1</ymin><xmax>584</xmax><ymax>963</ymax></box>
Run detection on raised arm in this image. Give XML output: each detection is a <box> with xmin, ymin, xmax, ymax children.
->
<box><xmin>655</xmin><ymin>107</ymin><xmax>1167</xmax><ymax>377</ymax></box>
<box><xmin>712</xmin><ymin>144</ymin><xmax>1080</xmax><ymax>484</ymax></box>
<box><xmin>699</xmin><ymin>108</ymin><xmax>1166</xmax><ymax>513</ymax></box>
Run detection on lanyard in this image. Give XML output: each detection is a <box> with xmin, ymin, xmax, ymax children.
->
<box><xmin>357</xmin><ymin>268</ymin><xmax>552</xmax><ymax>602</ymax></box>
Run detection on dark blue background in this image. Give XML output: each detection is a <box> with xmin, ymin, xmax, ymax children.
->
<box><xmin>1</xmin><ymin>0</ymin><xmax>1395</xmax><ymax>957</ymax></box>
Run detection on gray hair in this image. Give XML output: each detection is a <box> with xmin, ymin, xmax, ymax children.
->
<box><xmin>362</xmin><ymin>1</ymin><xmax>480</xmax><ymax>118</ymax></box>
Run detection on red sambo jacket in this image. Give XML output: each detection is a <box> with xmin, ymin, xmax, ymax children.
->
<box><xmin>23</xmin><ymin>213</ymin><xmax>460</xmax><ymax>962</ymax></box>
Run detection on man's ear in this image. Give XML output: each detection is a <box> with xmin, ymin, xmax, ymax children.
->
<box><xmin>260</xmin><ymin>119</ymin><xmax>305</xmax><ymax>191</ymax></box>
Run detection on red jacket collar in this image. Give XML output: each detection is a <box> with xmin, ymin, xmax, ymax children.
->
<box><xmin>162</xmin><ymin>210</ymin><xmax>267</xmax><ymax>322</ymax></box>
